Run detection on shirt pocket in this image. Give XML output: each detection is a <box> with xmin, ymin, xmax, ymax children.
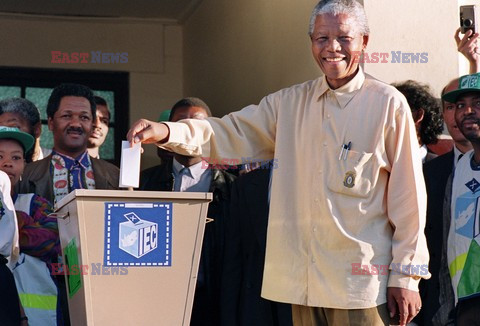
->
<box><xmin>327</xmin><ymin>150</ymin><xmax>374</xmax><ymax>198</ymax></box>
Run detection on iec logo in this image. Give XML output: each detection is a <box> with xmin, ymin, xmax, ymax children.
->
<box><xmin>119</xmin><ymin>212</ymin><xmax>158</xmax><ymax>258</ymax></box>
<box><xmin>465</xmin><ymin>178</ymin><xmax>480</xmax><ymax>194</ymax></box>
<box><xmin>104</xmin><ymin>202</ymin><xmax>172</xmax><ymax>267</ymax></box>
<box><xmin>460</xmin><ymin>75</ymin><xmax>479</xmax><ymax>89</ymax></box>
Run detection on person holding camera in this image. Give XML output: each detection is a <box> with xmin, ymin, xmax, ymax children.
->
<box><xmin>456</xmin><ymin>27</ymin><xmax>480</xmax><ymax>74</ymax></box>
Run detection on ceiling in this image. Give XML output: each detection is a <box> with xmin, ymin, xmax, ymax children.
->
<box><xmin>0</xmin><ymin>0</ymin><xmax>203</xmax><ymax>22</ymax></box>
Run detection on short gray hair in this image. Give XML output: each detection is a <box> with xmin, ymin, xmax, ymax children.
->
<box><xmin>0</xmin><ymin>97</ymin><xmax>41</xmax><ymax>131</ymax></box>
<box><xmin>308</xmin><ymin>0</ymin><xmax>370</xmax><ymax>37</ymax></box>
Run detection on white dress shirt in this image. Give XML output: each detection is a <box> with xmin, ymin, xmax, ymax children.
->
<box><xmin>419</xmin><ymin>144</ymin><xmax>428</xmax><ymax>163</ymax></box>
<box><xmin>172</xmin><ymin>158</ymin><xmax>212</xmax><ymax>192</ymax></box>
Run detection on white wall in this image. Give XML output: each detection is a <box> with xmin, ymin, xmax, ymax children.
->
<box><xmin>363</xmin><ymin>0</ymin><xmax>466</xmax><ymax>96</ymax></box>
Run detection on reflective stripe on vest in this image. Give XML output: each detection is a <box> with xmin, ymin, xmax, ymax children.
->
<box><xmin>19</xmin><ymin>293</ymin><xmax>57</xmax><ymax>310</ymax></box>
<box><xmin>12</xmin><ymin>189</ymin><xmax>58</xmax><ymax>326</ymax></box>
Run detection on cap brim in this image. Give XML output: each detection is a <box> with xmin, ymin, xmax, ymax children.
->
<box><xmin>442</xmin><ymin>88</ymin><xmax>480</xmax><ymax>103</ymax></box>
<box><xmin>0</xmin><ymin>131</ymin><xmax>35</xmax><ymax>152</ymax></box>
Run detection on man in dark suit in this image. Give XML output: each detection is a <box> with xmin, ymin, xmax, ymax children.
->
<box><xmin>221</xmin><ymin>164</ymin><xmax>292</xmax><ymax>326</ymax></box>
<box><xmin>418</xmin><ymin>78</ymin><xmax>472</xmax><ymax>325</ymax></box>
<box><xmin>140</xmin><ymin>98</ymin><xmax>236</xmax><ymax>326</ymax></box>
<box><xmin>16</xmin><ymin>83</ymin><xmax>119</xmax><ymax>326</ymax></box>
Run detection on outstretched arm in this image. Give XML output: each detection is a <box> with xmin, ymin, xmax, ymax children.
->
<box><xmin>127</xmin><ymin>96</ymin><xmax>277</xmax><ymax>162</ymax></box>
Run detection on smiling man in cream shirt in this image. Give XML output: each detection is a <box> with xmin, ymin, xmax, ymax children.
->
<box><xmin>128</xmin><ymin>1</ymin><xmax>429</xmax><ymax>325</ymax></box>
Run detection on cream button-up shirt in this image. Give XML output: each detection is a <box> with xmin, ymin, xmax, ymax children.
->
<box><xmin>162</xmin><ymin>68</ymin><xmax>429</xmax><ymax>309</ymax></box>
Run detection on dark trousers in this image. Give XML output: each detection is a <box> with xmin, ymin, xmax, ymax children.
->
<box><xmin>456</xmin><ymin>295</ymin><xmax>480</xmax><ymax>326</ymax></box>
<box><xmin>0</xmin><ymin>256</ymin><xmax>20</xmax><ymax>326</ymax></box>
<box><xmin>55</xmin><ymin>274</ymin><xmax>70</xmax><ymax>326</ymax></box>
<box><xmin>292</xmin><ymin>303</ymin><xmax>390</xmax><ymax>326</ymax></box>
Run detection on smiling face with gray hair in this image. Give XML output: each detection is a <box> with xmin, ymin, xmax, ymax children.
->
<box><xmin>309</xmin><ymin>1</ymin><xmax>369</xmax><ymax>89</ymax></box>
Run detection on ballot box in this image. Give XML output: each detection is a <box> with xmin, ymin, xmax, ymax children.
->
<box><xmin>53</xmin><ymin>189</ymin><xmax>212</xmax><ymax>325</ymax></box>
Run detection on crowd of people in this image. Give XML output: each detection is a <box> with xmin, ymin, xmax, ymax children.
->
<box><xmin>1</xmin><ymin>0</ymin><xmax>479</xmax><ymax>325</ymax></box>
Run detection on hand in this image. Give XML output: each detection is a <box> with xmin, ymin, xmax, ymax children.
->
<box><xmin>455</xmin><ymin>27</ymin><xmax>480</xmax><ymax>73</ymax></box>
<box><xmin>387</xmin><ymin>287</ymin><xmax>421</xmax><ymax>326</ymax></box>
<box><xmin>19</xmin><ymin>303</ymin><xmax>28</xmax><ymax>325</ymax></box>
<box><xmin>126</xmin><ymin>119</ymin><xmax>170</xmax><ymax>146</ymax></box>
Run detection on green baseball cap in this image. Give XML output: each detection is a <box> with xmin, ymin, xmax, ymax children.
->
<box><xmin>157</xmin><ymin>110</ymin><xmax>171</xmax><ymax>122</ymax></box>
<box><xmin>443</xmin><ymin>73</ymin><xmax>480</xmax><ymax>103</ymax></box>
<box><xmin>0</xmin><ymin>126</ymin><xmax>35</xmax><ymax>153</ymax></box>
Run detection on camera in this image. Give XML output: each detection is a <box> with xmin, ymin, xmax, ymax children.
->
<box><xmin>460</xmin><ymin>5</ymin><xmax>478</xmax><ymax>34</ymax></box>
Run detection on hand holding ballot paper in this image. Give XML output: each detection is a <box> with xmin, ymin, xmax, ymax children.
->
<box><xmin>120</xmin><ymin>140</ymin><xmax>142</xmax><ymax>188</ymax></box>
<box><xmin>127</xmin><ymin>119</ymin><xmax>170</xmax><ymax>146</ymax></box>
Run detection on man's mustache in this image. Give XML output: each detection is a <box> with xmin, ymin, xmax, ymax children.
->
<box><xmin>462</xmin><ymin>117</ymin><xmax>480</xmax><ymax>123</ymax></box>
<box><xmin>66</xmin><ymin>126</ymin><xmax>84</xmax><ymax>134</ymax></box>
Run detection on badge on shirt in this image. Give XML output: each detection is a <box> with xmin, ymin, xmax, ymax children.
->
<box><xmin>343</xmin><ymin>171</ymin><xmax>356</xmax><ymax>188</ymax></box>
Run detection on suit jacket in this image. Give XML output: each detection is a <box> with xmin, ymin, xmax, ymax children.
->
<box><xmin>16</xmin><ymin>154</ymin><xmax>119</xmax><ymax>204</ymax></box>
<box><xmin>221</xmin><ymin>167</ymin><xmax>292</xmax><ymax>326</ymax></box>
<box><xmin>418</xmin><ymin>150</ymin><xmax>454</xmax><ymax>325</ymax></box>
<box><xmin>139</xmin><ymin>159</ymin><xmax>175</xmax><ymax>191</ymax></box>
<box><xmin>140</xmin><ymin>160</ymin><xmax>236</xmax><ymax>326</ymax></box>
<box><xmin>433</xmin><ymin>172</ymin><xmax>456</xmax><ymax>326</ymax></box>
<box><xmin>425</xmin><ymin>151</ymin><xmax>438</xmax><ymax>163</ymax></box>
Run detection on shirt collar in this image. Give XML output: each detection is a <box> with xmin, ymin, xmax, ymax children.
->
<box><xmin>419</xmin><ymin>144</ymin><xmax>428</xmax><ymax>163</ymax></box>
<box><xmin>316</xmin><ymin>67</ymin><xmax>366</xmax><ymax>109</ymax></box>
<box><xmin>453</xmin><ymin>145</ymin><xmax>465</xmax><ymax>168</ymax></box>
<box><xmin>172</xmin><ymin>158</ymin><xmax>208</xmax><ymax>180</ymax></box>
<box><xmin>52</xmin><ymin>150</ymin><xmax>90</xmax><ymax>170</ymax></box>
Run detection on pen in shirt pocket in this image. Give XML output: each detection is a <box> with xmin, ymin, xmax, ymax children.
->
<box><xmin>338</xmin><ymin>141</ymin><xmax>352</xmax><ymax>161</ymax></box>
<box><xmin>343</xmin><ymin>141</ymin><xmax>351</xmax><ymax>160</ymax></box>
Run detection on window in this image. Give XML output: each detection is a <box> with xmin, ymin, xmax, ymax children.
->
<box><xmin>0</xmin><ymin>67</ymin><xmax>129</xmax><ymax>166</ymax></box>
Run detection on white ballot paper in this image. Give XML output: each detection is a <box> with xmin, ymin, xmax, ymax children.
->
<box><xmin>119</xmin><ymin>141</ymin><xmax>141</xmax><ymax>188</ymax></box>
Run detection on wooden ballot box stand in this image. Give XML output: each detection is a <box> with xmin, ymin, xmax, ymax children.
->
<box><xmin>53</xmin><ymin>189</ymin><xmax>212</xmax><ymax>325</ymax></box>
